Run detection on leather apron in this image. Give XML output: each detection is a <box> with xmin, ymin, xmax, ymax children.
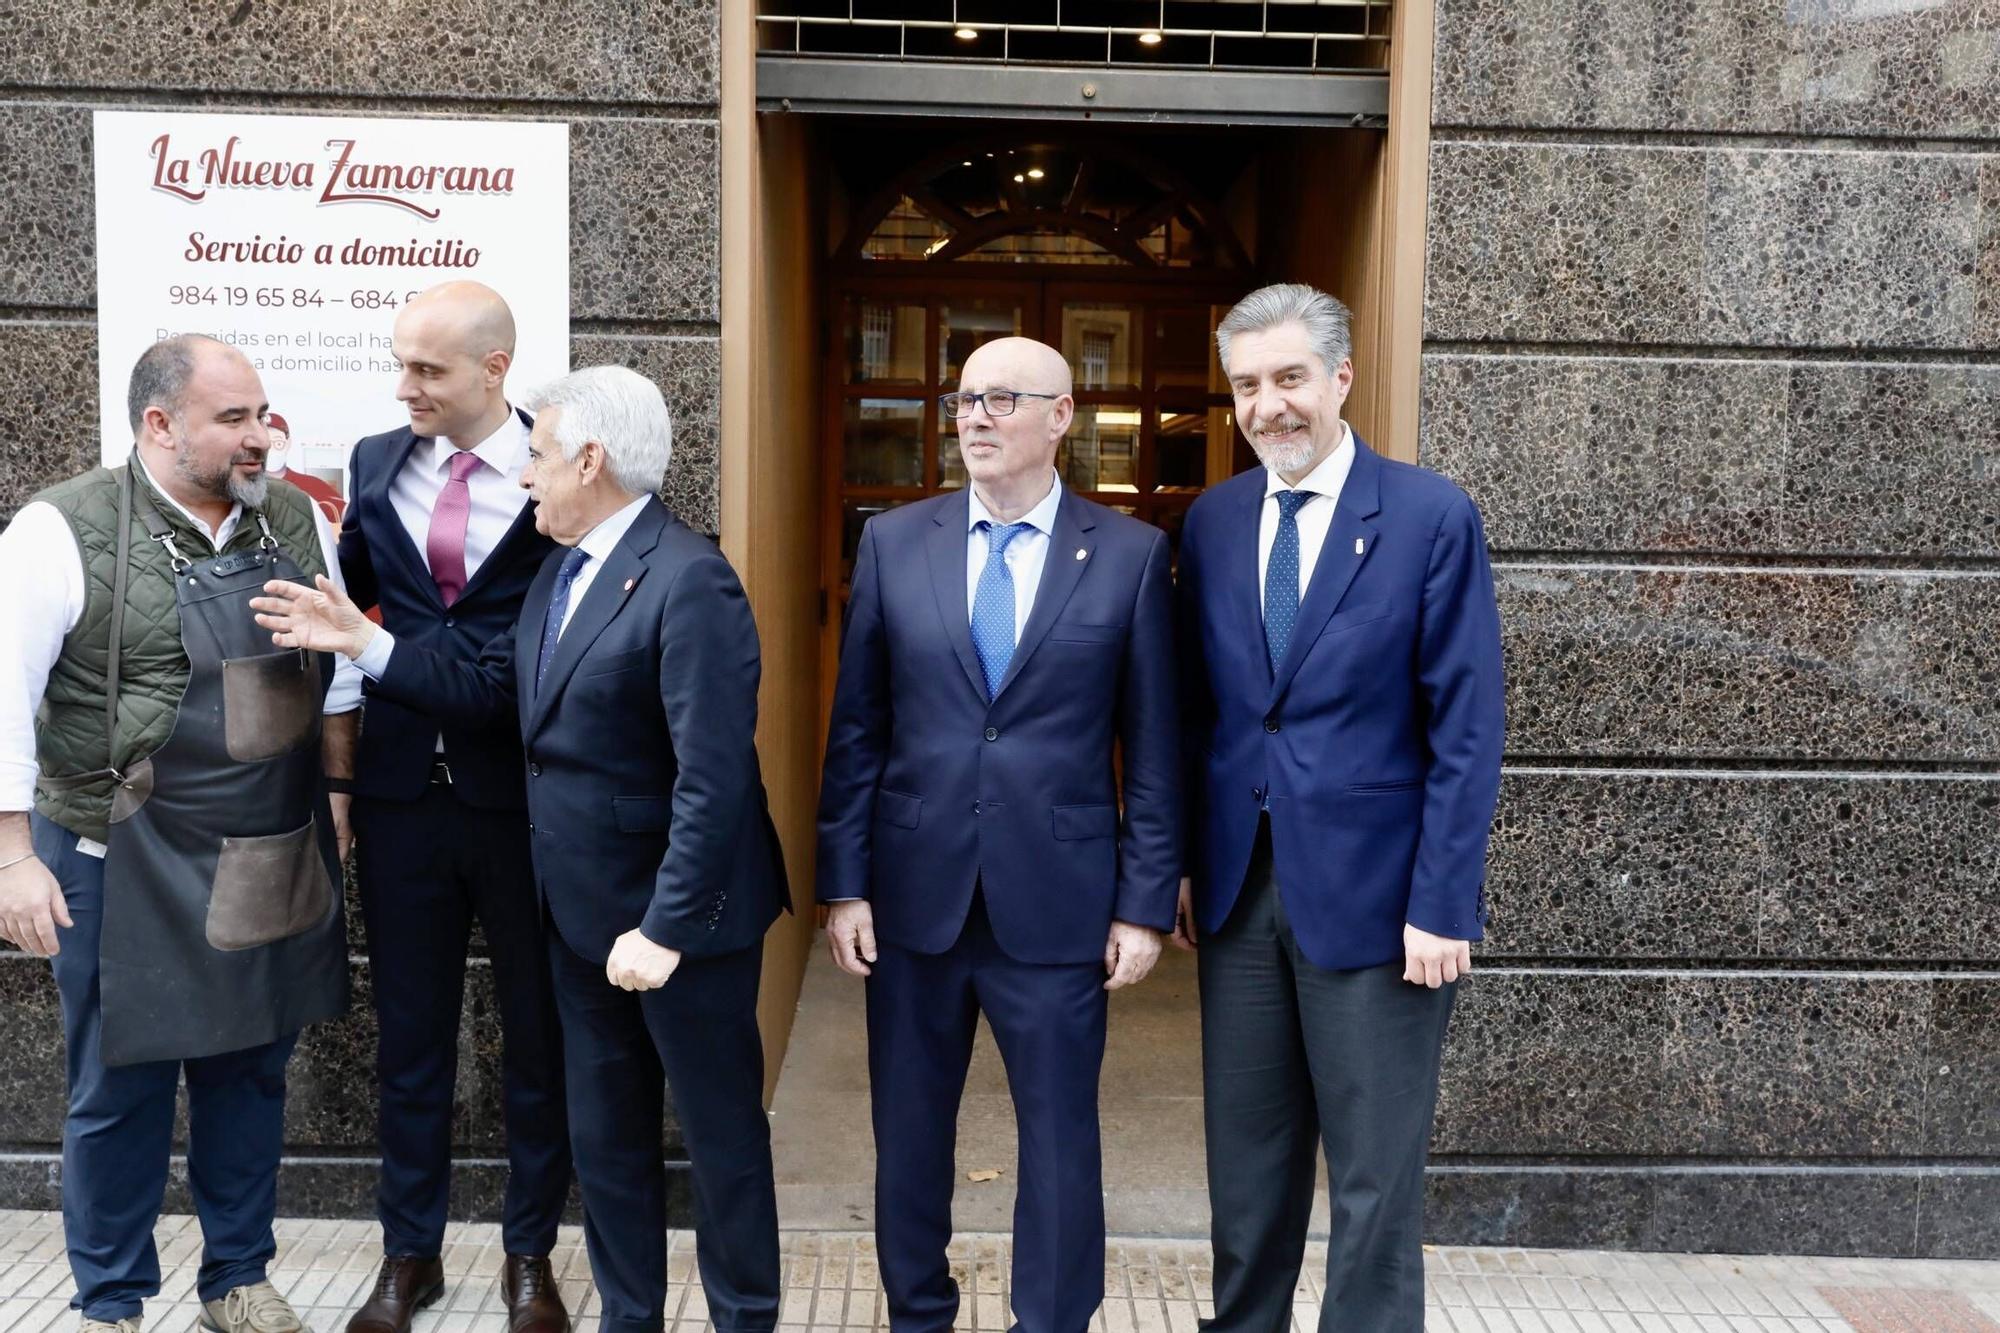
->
<box><xmin>91</xmin><ymin>463</ymin><xmax>349</xmax><ymax>1066</ymax></box>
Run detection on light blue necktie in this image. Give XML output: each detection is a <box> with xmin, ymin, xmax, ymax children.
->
<box><xmin>1264</xmin><ymin>490</ymin><xmax>1312</xmax><ymax>673</ymax></box>
<box><xmin>971</xmin><ymin>521</ymin><xmax>1032</xmax><ymax>699</ymax></box>
<box><xmin>535</xmin><ymin>547</ymin><xmax>591</xmax><ymax>693</ymax></box>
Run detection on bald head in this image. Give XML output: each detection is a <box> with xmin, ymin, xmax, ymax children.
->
<box><xmin>391</xmin><ymin>282</ymin><xmax>518</xmax><ymax>445</ymax></box>
<box><xmin>962</xmin><ymin>336</ymin><xmax>1072</xmax><ymax>400</ymax></box>
<box><xmin>401</xmin><ymin>281</ymin><xmax>516</xmax><ymax>361</ymax></box>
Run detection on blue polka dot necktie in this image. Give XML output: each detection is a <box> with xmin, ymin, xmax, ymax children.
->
<box><xmin>971</xmin><ymin>521</ymin><xmax>1032</xmax><ymax>700</ymax></box>
<box><xmin>535</xmin><ymin>546</ymin><xmax>592</xmax><ymax>694</ymax></box>
<box><xmin>1264</xmin><ymin>490</ymin><xmax>1312</xmax><ymax>673</ymax></box>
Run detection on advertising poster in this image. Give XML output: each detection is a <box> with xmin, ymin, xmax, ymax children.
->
<box><xmin>92</xmin><ymin>110</ymin><xmax>570</xmax><ymax>500</ymax></box>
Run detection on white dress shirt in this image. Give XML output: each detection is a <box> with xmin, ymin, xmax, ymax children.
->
<box><xmin>1257</xmin><ymin>423</ymin><xmax>1355</xmax><ymax>607</ymax></box>
<box><xmin>966</xmin><ymin>471</ymin><xmax>1062</xmax><ymax>642</ymax></box>
<box><xmin>0</xmin><ymin>453</ymin><xmax>359</xmax><ymax>812</ymax></box>
<box><xmin>355</xmin><ymin>492</ymin><xmax>655</xmax><ymax>680</ymax></box>
<box><xmin>387</xmin><ymin>409</ymin><xmax>532</xmax><ymax>585</ymax></box>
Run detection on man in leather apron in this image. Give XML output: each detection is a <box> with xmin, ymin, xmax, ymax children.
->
<box><xmin>0</xmin><ymin>335</ymin><xmax>359</xmax><ymax>1333</ymax></box>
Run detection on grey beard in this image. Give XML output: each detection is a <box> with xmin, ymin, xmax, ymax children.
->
<box><xmin>1249</xmin><ymin>433</ymin><xmax>1317</xmax><ymax>476</ymax></box>
<box><xmin>226</xmin><ymin>469</ymin><xmax>269</xmax><ymax>508</ymax></box>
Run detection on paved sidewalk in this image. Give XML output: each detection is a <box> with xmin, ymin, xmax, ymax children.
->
<box><xmin>1</xmin><ymin>1213</ymin><xmax>1997</xmax><ymax>1333</ymax></box>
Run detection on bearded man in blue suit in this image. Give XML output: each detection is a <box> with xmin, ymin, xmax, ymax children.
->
<box><xmin>1173</xmin><ymin>284</ymin><xmax>1504</xmax><ymax>1333</ymax></box>
<box><xmin>816</xmin><ymin>336</ymin><xmax>1181</xmax><ymax>1333</ymax></box>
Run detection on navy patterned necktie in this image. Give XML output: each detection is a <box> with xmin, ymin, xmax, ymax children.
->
<box><xmin>971</xmin><ymin>521</ymin><xmax>1032</xmax><ymax>699</ymax></box>
<box><xmin>1264</xmin><ymin>490</ymin><xmax>1312</xmax><ymax>673</ymax></box>
<box><xmin>535</xmin><ymin>547</ymin><xmax>592</xmax><ymax>693</ymax></box>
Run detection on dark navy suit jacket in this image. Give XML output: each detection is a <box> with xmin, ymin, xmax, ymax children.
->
<box><xmin>815</xmin><ymin>486</ymin><xmax>1181</xmax><ymax>966</ymax></box>
<box><xmin>337</xmin><ymin>411</ymin><xmax>555</xmax><ymax>810</ymax></box>
<box><xmin>1178</xmin><ymin>438</ymin><xmax>1505</xmax><ymax>972</ymax></box>
<box><xmin>363</xmin><ymin>498</ymin><xmax>788</xmax><ymax>964</ymax></box>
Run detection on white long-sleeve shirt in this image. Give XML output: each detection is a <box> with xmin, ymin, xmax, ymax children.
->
<box><xmin>0</xmin><ymin>454</ymin><xmax>361</xmax><ymax>812</ymax></box>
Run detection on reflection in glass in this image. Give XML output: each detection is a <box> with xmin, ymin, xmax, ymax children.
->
<box><xmin>842</xmin><ymin>399</ymin><xmax>925</xmax><ymax>487</ymax></box>
<box><xmin>841</xmin><ymin>499</ymin><xmax>911</xmax><ymax>585</ymax></box>
<box><xmin>1061</xmin><ymin>404</ymin><xmax>1141</xmax><ymax>493</ymax></box>
<box><xmin>1060</xmin><ymin>304</ymin><xmax>1139</xmax><ymax>391</ymax></box>
<box><xmin>861</xmin><ymin>196</ymin><xmax>951</xmax><ymax>261</ymax></box>
<box><xmin>1154</xmin><ymin>305</ymin><xmax>1228</xmax><ymax>392</ymax></box>
<box><xmin>1156</xmin><ymin>408</ymin><xmax>1211</xmax><ymax>492</ymax></box>
<box><xmin>938</xmin><ymin>432</ymin><xmax>967</xmax><ymax>489</ymax></box>
<box><xmin>939</xmin><ymin>296</ymin><xmax>1024</xmax><ymax>384</ymax></box>
<box><xmin>844</xmin><ymin>297</ymin><xmax>925</xmax><ymax>384</ymax></box>
<box><xmin>964</xmin><ymin>230</ymin><xmax>1124</xmax><ymax>265</ymax></box>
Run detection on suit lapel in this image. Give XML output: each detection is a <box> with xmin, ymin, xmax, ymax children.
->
<box><xmin>926</xmin><ymin>493</ymin><xmax>989</xmax><ymax>703</ymax></box>
<box><xmin>525</xmin><ymin>501</ymin><xmax>665</xmax><ymax>738</ymax></box>
<box><xmin>457</xmin><ymin>409</ymin><xmax>542</xmax><ymax>605</ymax></box>
<box><xmin>1222</xmin><ymin>472</ymin><xmax>1268</xmax><ymax>677</ymax></box>
<box><xmin>378</xmin><ymin>430</ymin><xmax>443</xmax><ymax>608</ymax></box>
<box><xmin>1269</xmin><ymin>440</ymin><xmax>1383</xmax><ymax>706</ymax></box>
<box><xmin>513</xmin><ymin>550</ymin><xmax>563</xmax><ymax>734</ymax></box>
<box><xmin>992</xmin><ymin>489</ymin><xmax>1095</xmax><ymax>701</ymax></box>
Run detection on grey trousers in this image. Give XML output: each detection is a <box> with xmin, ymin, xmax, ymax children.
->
<box><xmin>1197</xmin><ymin>828</ymin><xmax>1455</xmax><ymax>1333</ymax></box>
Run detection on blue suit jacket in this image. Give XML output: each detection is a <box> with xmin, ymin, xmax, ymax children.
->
<box><xmin>364</xmin><ymin>498</ymin><xmax>788</xmax><ymax>963</ymax></box>
<box><xmin>336</xmin><ymin>411</ymin><xmax>556</xmax><ymax>810</ymax></box>
<box><xmin>815</xmin><ymin>487</ymin><xmax>1182</xmax><ymax>966</ymax></box>
<box><xmin>1177</xmin><ymin>438</ymin><xmax>1504</xmax><ymax>971</ymax></box>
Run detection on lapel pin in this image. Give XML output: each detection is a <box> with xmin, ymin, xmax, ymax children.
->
<box><xmin>1076</xmin><ymin>548</ymin><xmax>1088</xmax><ymax>561</ymax></box>
<box><xmin>1355</xmin><ymin>538</ymin><xmax>1365</xmax><ymax>556</ymax></box>
<box><xmin>622</xmin><ymin>577</ymin><xmax>636</xmax><ymax>592</ymax></box>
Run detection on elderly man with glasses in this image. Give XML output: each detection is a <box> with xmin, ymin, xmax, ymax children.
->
<box><xmin>815</xmin><ymin>336</ymin><xmax>1182</xmax><ymax>1333</ymax></box>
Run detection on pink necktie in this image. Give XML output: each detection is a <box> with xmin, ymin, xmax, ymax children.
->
<box><xmin>426</xmin><ymin>449</ymin><xmax>484</xmax><ymax>606</ymax></box>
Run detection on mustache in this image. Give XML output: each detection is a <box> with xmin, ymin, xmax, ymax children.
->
<box><xmin>1251</xmin><ymin>417</ymin><xmax>1306</xmax><ymax>433</ymax></box>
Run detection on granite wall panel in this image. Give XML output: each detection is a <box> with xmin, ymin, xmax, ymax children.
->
<box><xmin>0</xmin><ymin>321</ymin><xmax>97</xmax><ymax>523</ymax></box>
<box><xmin>0</xmin><ymin>103</ymin><xmax>721</xmax><ymax>327</ymax></box>
<box><xmin>1434</xmin><ymin>971</ymin><xmax>1993</xmax><ymax>1160</ymax></box>
<box><xmin>1431</xmin><ymin>0</ymin><xmax>2000</xmax><ymax>140</ymax></box>
<box><xmin>0</xmin><ymin>1</ymin><xmax>720</xmax><ymax>107</ymax></box>
<box><xmin>1423</xmin><ymin>355</ymin><xmax>2000</xmax><ymax>558</ymax></box>
<box><xmin>1496</xmin><ymin>566</ymin><xmax>2000</xmax><ymax>761</ymax></box>
<box><xmin>1426</xmin><ymin>142</ymin><xmax>1999</xmax><ymax>351</ymax></box>
<box><xmin>1425</xmin><ymin>1167</ymin><xmax>1938</xmax><ymax>1258</ymax></box>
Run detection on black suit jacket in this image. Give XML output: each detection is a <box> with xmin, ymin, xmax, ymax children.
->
<box><xmin>365</xmin><ymin>498</ymin><xmax>789</xmax><ymax>963</ymax></box>
<box><xmin>337</xmin><ymin>410</ymin><xmax>556</xmax><ymax>809</ymax></box>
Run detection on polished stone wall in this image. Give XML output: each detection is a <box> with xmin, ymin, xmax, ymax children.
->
<box><xmin>1423</xmin><ymin>0</ymin><xmax>2000</xmax><ymax>1257</ymax></box>
<box><xmin>0</xmin><ymin>1</ymin><xmax>721</xmax><ymax>1221</ymax></box>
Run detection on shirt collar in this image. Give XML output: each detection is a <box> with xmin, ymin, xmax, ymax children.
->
<box><xmin>1263</xmin><ymin>422</ymin><xmax>1354</xmax><ymax>502</ymax></box>
<box><xmin>575</xmin><ymin>492</ymin><xmax>653</xmax><ymax>565</ymax></box>
<box><xmin>133</xmin><ymin>450</ymin><xmax>242</xmax><ymax>544</ymax></box>
<box><xmin>432</xmin><ymin>407</ymin><xmax>527</xmax><ymax>478</ymax></box>
<box><xmin>968</xmin><ymin>470</ymin><xmax>1063</xmax><ymax>537</ymax></box>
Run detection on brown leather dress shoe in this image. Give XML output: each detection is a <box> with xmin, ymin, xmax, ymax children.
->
<box><xmin>345</xmin><ymin>1256</ymin><xmax>445</xmax><ymax>1333</ymax></box>
<box><xmin>501</xmin><ymin>1255</ymin><xmax>569</xmax><ymax>1333</ymax></box>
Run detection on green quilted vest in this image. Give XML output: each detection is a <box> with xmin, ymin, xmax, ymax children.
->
<box><xmin>33</xmin><ymin>462</ymin><xmax>328</xmax><ymax>841</ymax></box>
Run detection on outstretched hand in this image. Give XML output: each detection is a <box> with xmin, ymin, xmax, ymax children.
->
<box><xmin>250</xmin><ymin>575</ymin><xmax>378</xmax><ymax>660</ymax></box>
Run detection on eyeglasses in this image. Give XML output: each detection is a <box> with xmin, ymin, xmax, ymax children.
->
<box><xmin>938</xmin><ymin>389</ymin><xmax>1062</xmax><ymax>418</ymax></box>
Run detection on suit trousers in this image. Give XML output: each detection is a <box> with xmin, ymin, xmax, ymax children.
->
<box><xmin>35</xmin><ymin>813</ymin><xmax>293</xmax><ymax>1322</ymax></box>
<box><xmin>867</xmin><ymin>893</ymin><xmax>1109</xmax><ymax>1333</ymax></box>
<box><xmin>546</xmin><ymin>926</ymin><xmax>779</xmax><ymax>1333</ymax></box>
<box><xmin>353</xmin><ymin>787</ymin><xmax>571</xmax><ymax>1257</ymax></box>
<box><xmin>1197</xmin><ymin>823</ymin><xmax>1455</xmax><ymax>1333</ymax></box>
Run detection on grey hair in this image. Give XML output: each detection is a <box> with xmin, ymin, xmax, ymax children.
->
<box><xmin>1215</xmin><ymin>283</ymin><xmax>1353</xmax><ymax>377</ymax></box>
<box><xmin>524</xmin><ymin>365</ymin><xmax>673</xmax><ymax>496</ymax></box>
<box><xmin>127</xmin><ymin>334</ymin><xmax>223</xmax><ymax>434</ymax></box>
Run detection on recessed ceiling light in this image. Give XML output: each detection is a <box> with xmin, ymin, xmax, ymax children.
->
<box><xmin>1012</xmin><ymin>173</ymin><xmax>1026</xmax><ymax>183</ymax></box>
<box><xmin>1026</xmin><ymin>167</ymin><xmax>1045</xmax><ymax>179</ymax></box>
<box><xmin>1138</xmin><ymin>31</ymin><xmax>1163</xmax><ymax>45</ymax></box>
<box><xmin>954</xmin><ymin>26</ymin><xmax>977</xmax><ymax>40</ymax></box>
